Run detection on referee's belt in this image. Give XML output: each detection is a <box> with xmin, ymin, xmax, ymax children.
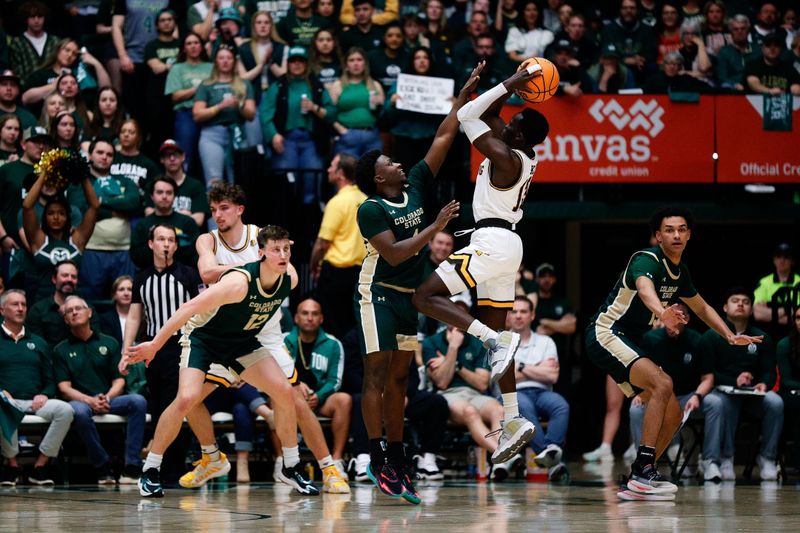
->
<box><xmin>455</xmin><ymin>218</ymin><xmax>516</xmax><ymax>237</ymax></box>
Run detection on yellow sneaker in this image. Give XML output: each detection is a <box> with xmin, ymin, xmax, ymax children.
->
<box><xmin>322</xmin><ymin>464</ymin><xmax>350</xmax><ymax>494</ymax></box>
<box><xmin>179</xmin><ymin>453</ymin><xmax>231</xmax><ymax>488</ymax></box>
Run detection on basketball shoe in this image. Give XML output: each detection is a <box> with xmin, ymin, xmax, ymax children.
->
<box><xmin>322</xmin><ymin>464</ymin><xmax>350</xmax><ymax>493</ymax></box>
<box><xmin>487</xmin><ymin>331</ymin><xmax>521</xmax><ymax>384</ymax></box>
<box><xmin>400</xmin><ymin>467</ymin><xmax>422</xmax><ymax>505</ymax></box>
<box><xmin>139</xmin><ymin>468</ymin><xmax>164</xmax><ymax>498</ymax></box>
<box><xmin>366</xmin><ymin>463</ymin><xmax>404</xmax><ymax>498</ymax></box>
<box><xmin>534</xmin><ymin>444</ymin><xmax>563</xmax><ymax>468</ymax></box>
<box><xmin>179</xmin><ymin>452</ymin><xmax>231</xmax><ymax>488</ymax></box>
<box><xmin>414</xmin><ymin>453</ymin><xmax>444</xmax><ymax>480</ymax></box>
<box><xmin>490</xmin><ymin>416</ymin><xmax>535</xmax><ymax>464</ymax></box>
<box><xmin>278</xmin><ymin>463</ymin><xmax>320</xmax><ymax>495</ymax></box>
<box><xmin>626</xmin><ymin>464</ymin><xmax>678</xmax><ymax>495</ymax></box>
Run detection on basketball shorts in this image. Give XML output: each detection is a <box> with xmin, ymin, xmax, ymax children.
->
<box><xmin>434</xmin><ymin>227</ymin><xmax>523</xmax><ymax>309</ymax></box>
<box><xmin>354</xmin><ymin>282</ymin><xmax>419</xmax><ymax>355</ymax></box>
<box><xmin>584</xmin><ymin>324</ymin><xmax>646</xmax><ymax>398</ymax></box>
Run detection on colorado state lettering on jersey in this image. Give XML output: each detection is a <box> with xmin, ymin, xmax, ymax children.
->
<box><xmin>394</xmin><ymin>207</ymin><xmax>424</xmax><ymax>229</ymax></box>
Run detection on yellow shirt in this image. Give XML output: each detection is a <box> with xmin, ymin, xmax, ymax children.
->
<box><xmin>318</xmin><ymin>184</ymin><xmax>368</xmax><ymax>268</ymax></box>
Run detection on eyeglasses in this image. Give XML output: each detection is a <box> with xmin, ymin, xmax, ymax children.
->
<box><xmin>64</xmin><ymin>306</ymin><xmax>87</xmax><ymax>314</ymax></box>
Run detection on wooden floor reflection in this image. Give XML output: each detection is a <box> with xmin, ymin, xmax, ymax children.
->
<box><xmin>2</xmin><ymin>462</ymin><xmax>800</xmax><ymax>532</ymax></box>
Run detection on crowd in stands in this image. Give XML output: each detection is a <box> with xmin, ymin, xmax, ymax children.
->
<box><xmin>0</xmin><ymin>0</ymin><xmax>799</xmax><ymax>486</ymax></box>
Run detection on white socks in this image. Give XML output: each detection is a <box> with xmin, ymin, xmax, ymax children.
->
<box><xmin>501</xmin><ymin>392</ymin><xmax>519</xmax><ymax>420</ymax></box>
<box><xmin>283</xmin><ymin>446</ymin><xmax>300</xmax><ymax>468</ymax></box>
<box><xmin>143</xmin><ymin>452</ymin><xmax>163</xmax><ymax>471</ymax></box>
<box><xmin>318</xmin><ymin>455</ymin><xmax>335</xmax><ymax>469</ymax></box>
<box><xmin>201</xmin><ymin>443</ymin><xmax>221</xmax><ymax>462</ymax></box>
<box><xmin>467</xmin><ymin>319</ymin><xmax>498</xmax><ymax>345</ymax></box>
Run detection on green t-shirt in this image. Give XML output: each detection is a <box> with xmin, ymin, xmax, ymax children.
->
<box><xmin>143</xmin><ymin>38</ymin><xmax>180</xmax><ymax>66</ymax></box>
<box><xmin>0</xmin><ymin>330</ymin><xmax>54</xmax><ymax>399</ymax></box>
<box><xmin>53</xmin><ymin>332</ymin><xmax>122</xmax><ymax>397</ymax></box>
<box><xmin>367</xmin><ymin>49</ymin><xmax>409</xmax><ymax>94</ymax></box>
<box><xmin>194</xmin><ymin>80</ymin><xmax>255</xmax><ymax>126</ymax></box>
<box><xmin>144</xmin><ymin>175</ymin><xmax>209</xmax><ymax>217</ymax></box>
<box><xmin>111</xmin><ymin>152</ymin><xmax>160</xmax><ymax>194</ymax></box>
<box><xmin>642</xmin><ymin>327</ymin><xmax>707</xmax><ymax>396</ymax></box>
<box><xmin>700</xmin><ymin>320</ymin><xmax>775</xmax><ymax>388</ymax></box>
<box><xmin>591</xmin><ymin>246</ymin><xmax>698</xmax><ymax>341</ymax></box>
<box><xmin>0</xmin><ymin>159</ymin><xmax>35</xmax><ymax>245</ymax></box>
<box><xmin>356</xmin><ymin>160</ymin><xmax>432</xmax><ymax>290</ymax></box>
<box><xmin>339</xmin><ymin>25</ymin><xmax>385</xmax><ymax>56</ymax></box>
<box><xmin>422</xmin><ymin>329</ymin><xmax>488</xmax><ymax>390</ymax></box>
<box><xmin>276</xmin><ymin>9</ymin><xmax>331</xmax><ymax>47</ymax></box>
<box><xmin>164</xmin><ymin>61</ymin><xmax>213</xmax><ymax>111</ymax></box>
<box><xmin>337</xmin><ymin>81</ymin><xmax>377</xmax><ymax>128</ymax></box>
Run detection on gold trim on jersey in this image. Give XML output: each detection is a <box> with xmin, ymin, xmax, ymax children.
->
<box><xmin>256</xmin><ymin>271</ymin><xmax>284</xmax><ymax>299</ymax></box>
<box><xmin>595</xmin><ymin>288</ymin><xmax>637</xmax><ymax>330</ymax></box>
<box><xmin>662</xmin><ymin>259</ymin><xmax>681</xmax><ymax>281</ymax></box>
<box><xmin>357</xmin><ymin>283</ymin><xmax>380</xmax><ymax>354</ymax></box>
<box><xmin>477</xmin><ymin>299</ymin><xmax>514</xmax><ymax>309</ymax></box>
<box><xmin>287</xmin><ymin>367</ymin><xmax>298</xmax><ymax>384</ymax></box>
<box><xmin>621</xmin><ymin>251</ymin><xmax>658</xmax><ymax>290</ymax></box>
<box><xmin>447</xmin><ymin>254</ymin><xmax>476</xmax><ymax>288</ymax></box>
<box><xmin>488</xmin><ymin>151</ymin><xmax>525</xmax><ymax>192</ymax></box>
<box><xmin>204</xmin><ymin>373</ymin><xmax>232</xmax><ymax>388</ymax></box>
<box><xmin>396</xmin><ymin>334</ymin><xmax>419</xmax><ymax>351</ymax></box>
<box><xmin>376</xmin><ymin>282</ymin><xmax>415</xmax><ymax>293</ymax></box>
<box><xmin>382</xmin><ymin>192</ymin><xmax>409</xmax><ymax>208</ymax></box>
<box><xmin>218</xmin><ymin>225</ymin><xmax>253</xmax><ymax>253</ymax></box>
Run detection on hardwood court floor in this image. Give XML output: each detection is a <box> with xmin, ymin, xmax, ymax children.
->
<box><xmin>2</xmin><ymin>462</ymin><xmax>800</xmax><ymax>532</ymax></box>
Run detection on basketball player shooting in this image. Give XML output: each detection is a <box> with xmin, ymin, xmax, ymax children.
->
<box><xmin>413</xmin><ymin>64</ymin><xmax>550</xmax><ymax>464</ymax></box>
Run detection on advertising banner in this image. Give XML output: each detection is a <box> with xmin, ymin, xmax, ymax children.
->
<box><xmin>470</xmin><ymin>95</ymin><xmax>715</xmax><ymax>183</ymax></box>
<box><xmin>716</xmin><ymin>95</ymin><xmax>800</xmax><ymax>183</ymax></box>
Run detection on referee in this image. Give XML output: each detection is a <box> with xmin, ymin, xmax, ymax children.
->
<box><xmin>121</xmin><ymin>223</ymin><xmax>201</xmax><ymax>485</ymax></box>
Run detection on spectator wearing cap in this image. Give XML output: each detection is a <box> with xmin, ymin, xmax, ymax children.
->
<box><xmin>0</xmin><ymin>70</ymin><xmax>38</xmax><ymax>132</ymax></box>
<box><xmin>260</xmin><ymin>45</ymin><xmax>335</xmax><ymax>205</ymax></box>
<box><xmin>340</xmin><ymin>0</ymin><xmax>386</xmax><ymax>54</ymax></box>
<box><xmin>643</xmin><ymin>50</ymin><xmax>712</xmax><ymax>93</ymax></box>
<box><xmin>111</xmin><ymin>119</ymin><xmax>160</xmax><ymax>194</ymax></box>
<box><xmin>164</xmin><ymin>32</ymin><xmax>212</xmax><ymax>176</ymax></box>
<box><xmin>368</xmin><ymin>23</ymin><xmax>409</xmax><ymax>95</ymax></box>
<box><xmin>550</xmin><ymin>13</ymin><xmax>599</xmax><ymax>71</ymax></box>
<box><xmin>209</xmin><ymin>6</ymin><xmax>247</xmax><ymax>58</ymax></box>
<box><xmin>193</xmin><ymin>43</ymin><xmax>256</xmax><ymax>188</ymax></box>
<box><xmin>754</xmin><ymin>243</ymin><xmax>800</xmax><ymax>331</ymax></box>
<box><xmin>21</xmin><ymin>156</ymin><xmax>99</xmax><ymax>303</ymax></box>
<box><xmin>277</xmin><ymin>0</ymin><xmax>333</xmax><ymax>47</ymax></box>
<box><xmin>340</xmin><ymin>0</ymin><xmax>399</xmax><ymax>27</ymax></box>
<box><xmin>716</xmin><ymin>15</ymin><xmax>761</xmax><ymax>93</ymax></box>
<box><xmin>505</xmin><ymin>1</ymin><xmax>555</xmax><ymax>65</ymax></box>
<box><xmin>587</xmin><ymin>43</ymin><xmax>636</xmax><ymax>93</ymax></box>
<box><xmin>112</xmin><ymin>0</ymin><xmax>172</xmax><ymax>122</ymax></box>
<box><xmin>143</xmin><ymin>8</ymin><xmax>180</xmax><ymax>155</ymax></box>
<box><xmin>600</xmin><ymin>0</ymin><xmax>658</xmax><ymax>85</ymax></box>
<box><xmin>744</xmin><ymin>33</ymin><xmax>800</xmax><ymax>95</ymax></box>
<box><xmin>549</xmin><ymin>39</ymin><xmax>593</xmax><ymax>97</ymax></box>
<box><xmin>9</xmin><ymin>1</ymin><xmax>60</xmax><ymax>81</ymax></box>
<box><xmin>0</xmin><ymin>126</ymin><xmax>53</xmax><ymax>258</ymax></box>
<box><xmin>130</xmin><ymin>176</ymin><xmax>199</xmax><ymax>269</ymax></box>
<box><xmin>144</xmin><ymin>140</ymin><xmax>209</xmax><ymax>227</ymax></box>
<box><xmin>533</xmin><ymin>263</ymin><xmax>576</xmax><ymax>394</ymax></box>
<box><xmin>750</xmin><ymin>2</ymin><xmax>788</xmax><ymax>49</ymax></box>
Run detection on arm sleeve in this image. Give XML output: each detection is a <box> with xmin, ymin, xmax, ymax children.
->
<box><xmin>259</xmin><ymin>84</ymin><xmax>279</xmax><ymax>141</ymax></box>
<box><xmin>101</xmin><ymin>177</ymin><xmax>141</xmax><ymax>212</ymax></box>
<box><xmin>194</xmin><ymin>83</ymin><xmax>210</xmax><ymax>104</ymax></box>
<box><xmin>164</xmin><ymin>66</ymin><xmax>181</xmax><ymax>95</ymax></box>
<box><xmin>356</xmin><ymin>201</ymin><xmax>389</xmax><ymax>241</ymax></box>
<box><xmin>541</xmin><ymin>336</ymin><xmax>559</xmax><ymax>362</ymax></box>
<box><xmin>315</xmin><ymin>337</ymin><xmax>344</xmax><ymax>403</ymax></box>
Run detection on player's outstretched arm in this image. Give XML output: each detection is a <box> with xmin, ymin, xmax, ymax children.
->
<box><xmin>635</xmin><ymin>276</ymin><xmax>688</xmax><ymax>334</ymax></box>
<box><xmin>196</xmin><ymin>233</ymin><xmax>245</xmax><ymax>285</ymax></box>
<box><xmin>368</xmin><ymin>200</ymin><xmax>460</xmax><ymax>267</ymax></box>
<box><xmin>124</xmin><ymin>272</ymin><xmax>250</xmax><ymax>365</ymax></box>
<box><xmin>424</xmin><ymin>61</ymin><xmax>485</xmax><ymax>176</ymax></box>
<box><xmin>681</xmin><ymin>294</ymin><xmax>763</xmax><ymax>345</ymax></box>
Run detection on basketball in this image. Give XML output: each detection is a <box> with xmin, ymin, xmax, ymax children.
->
<box><xmin>515</xmin><ymin>57</ymin><xmax>559</xmax><ymax>104</ymax></box>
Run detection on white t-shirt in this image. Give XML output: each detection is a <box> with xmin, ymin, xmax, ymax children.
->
<box><xmin>515</xmin><ymin>331</ymin><xmax>558</xmax><ymax>391</ymax></box>
<box><xmin>25</xmin><ymin>32</ymin><xmax>48</xmax><ymax>56</ymax></box>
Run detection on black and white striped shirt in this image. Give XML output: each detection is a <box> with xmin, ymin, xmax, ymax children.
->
<box><xmin>133</xmin><ymin>263</ymin><xmax>201</xmax><ymax>338</ymax></box>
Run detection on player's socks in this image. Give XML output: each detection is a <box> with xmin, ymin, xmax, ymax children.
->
<box><xmin>467</xmin><ymin>320</ymin><xmax>498</xmax><ymax>346</ymax></box>
<box><xmin>201</xmin><ymin>444</ymin><xmax>221</xmax><ymax>463</ymax></box>
<box><xmin>143</xmin><ymin>452</ymin><xmax>163</xmax><ymax>472</ymax></box>
<box><xmin>501</xmin><ymin>393</ymin><xmax>519</xmax><ymax>420</ymax></box>
<box><xmin>318</xmin><ymin>455</ymin><xmax>335</xmax><ymax>469</ymax></box>
<box><xmin>632</xmin><ymin>445</ymin><xmax>656</xmax><ymax>473</ymax></box>
<box><xmin>283</xmin><ymin>446</ymin><xmax>301</xmax><ymax>469</ymax></box>
<box><xmin>369</xmin><ymin>438</ymin><xmax>386</xmax><ymax>471</ymax></box>
<box><xmin>386</xmin><ymin>441</ymin><xmax>404</xmax><ymax>466</ymax></box>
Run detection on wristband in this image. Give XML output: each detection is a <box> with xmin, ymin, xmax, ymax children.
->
<box><xmin>693</xmin><ymin>392</ymin><xmax>703</xmax><ymax>400</ymax></box>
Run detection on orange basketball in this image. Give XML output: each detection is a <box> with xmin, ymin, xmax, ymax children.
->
<box><xmin>515</xmin><ymin>57</ymin><xmax>559</xmax><ymax>104</ymax></box>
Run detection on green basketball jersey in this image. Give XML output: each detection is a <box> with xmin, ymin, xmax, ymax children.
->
<box><xmin>591</xmin><ymin>246</ymin><xmax>698</xmax><ymax>340</ymax></box>
<box><xmin>356</xmin><ymin>160</ymin><xmax>433</xmax><ymax>290</ymax></box>
<box><xmin>186</xmin><ymin>261</ymin><xmax>290</xmax><ymax>344</ymax></box>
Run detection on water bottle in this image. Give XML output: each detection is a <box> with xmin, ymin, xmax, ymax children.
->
<box><xmin>301</xmin><ymin>93</ymin><xmax>309</xmax><ymax>114</ymax></box>
<box><xmin>466</xmin><ymin>446</ymin><xmax>477</xmax><ymax>479</ymax></box>
<box><xmin>369</xmin><ymin>89</ymin><xmax>377</xmax><ymax>111</ymax></box>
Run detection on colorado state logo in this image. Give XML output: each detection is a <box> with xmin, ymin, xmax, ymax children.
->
<box><xmin>99</xmin><ymin>346</ymin><xmax>108</xmax><ymax>355</ymax></box>
<box><xmin>589</xmin><ymin>99</ymin><xmax>665</xmax><ymax>137</ymax></box>
<box><xmin>27</xmin><ymin>342</ymin><xmax>36</xmax><ymax>350</ymax></box>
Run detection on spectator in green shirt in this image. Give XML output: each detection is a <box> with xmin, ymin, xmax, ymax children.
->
<box><xmin>144</xmin><ymin>139</ymin><xmax>209</xmax><ymax>227</ymax></box>
<box><xmin>277</xmin><ymin>0</ymin><xmax>332</xmax><ymax>47</ymax></box>
<box><xmin>754</xmin><ymin>243</ymin><xmax>800</xmax><ymax>334</ymax></box>
<box><xmin>110</xmin><ymin>119</ymin><xmax>160</xmax><ymax>194</ymax></box>
<box><xmin>193</xmin><ymin>44</ymin><xmax>256</xmax><ymax>188</ymax></box>
<box><xmin>164</xmin><ymin>32</ymin><xmax>212</xmax><ymax>175</ymax></box>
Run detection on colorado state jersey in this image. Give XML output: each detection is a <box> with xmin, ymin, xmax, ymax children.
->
<box><xmin>591</xmin><ymin>246</ymin><xmax>698</xmax><ymax>340</ymax></box>
<box><xmin>211</xmin><ymin>224</ymin><xmax>260</xmax><ymax>266</ymax></box>
<box><xmin>356</xmin><ymin>160</ymin><xmax>433</xmax><ymax>290</ymax></box>
<box><xmin>184</xmin><ymin>261</ymin><xmax>290</xmax><ymax>345</ymax></box>
<box><xmin>473</xmin><ymin>149</ymin><xmax>537</xmax><ymax>225</ymax></box>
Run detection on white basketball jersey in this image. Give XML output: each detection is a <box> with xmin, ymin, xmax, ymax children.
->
<box><xmin>472</xmin><ymin>149</ymin><xmax>537</xmax><ymax>225</ymax></box>
<box><xmin>210</xmin><ymin>224</ymin><xmax>261</xmax><ymax>265</ymax></box>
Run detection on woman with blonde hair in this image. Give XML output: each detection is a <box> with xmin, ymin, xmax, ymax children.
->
<box><xmin>328</xmin><ymin>47</ymin><xmax>384</xmax><ymax>157</ymax></box>
<box><xmin>38</xmin><ymin>91</ymin><xmax>65</xmax><ymax>129</ymax></box>
<box><xmin>193</xmin><ymin>43</ymin><xmax>256</xmax><ymax>187</ymax></box>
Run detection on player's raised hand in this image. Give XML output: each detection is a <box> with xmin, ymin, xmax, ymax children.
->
<box><xmin>728</xmin><ymin>334</ymin><xmax>763</xmax><ymax>346</ymax></box>
<box><xmin>125</xmin><ymin>341</ymin><xmax>158</xmax><ymax>367</ymax></box>
<box><xmin>660</xmin><ymin>303</ymin><xmax>688</xmax><ymax>333</ymax></box>
<box><xmin>459</xmin><ymin>61</ymin><xmax>486</xmax><ymax>96</ymax></box>
<box><xmin>434</xmin><ymin>200</ymin><xmax>460</xmax><ymax>229</ymax></box>
<box><xmin>503</xmin><ymin>62</ymin><xmax>544</xmax><ymax>92</ymax></box>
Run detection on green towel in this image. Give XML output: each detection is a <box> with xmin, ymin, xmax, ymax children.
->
<box><xmin>0</xmin><ymin>392</ymin><xmax>25</xmax><ymax>442</ymax></box>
